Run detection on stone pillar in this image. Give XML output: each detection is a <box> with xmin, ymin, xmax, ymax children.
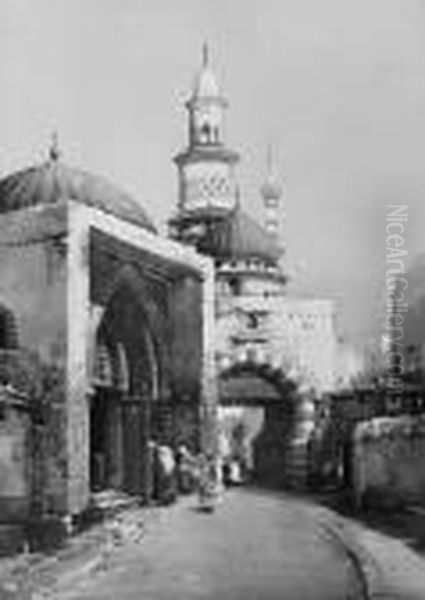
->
<box><xmin>200</xmin><ymin>258</ymin><xmax>218</xmax><ymax>458</ymax></box>
<box><xmin>66</xmin><ymin>204</ymin><xmax>91</xmax><ymax>515</ymax></box>
<box><xmin>285</xmin><ymin>395</ymin><xmax>316</xmax><ymax>489</ymax></box>
<box><xmin>114</xmin><ymin>403</ymin><xmax>124</xmax><ymax>489</ymax></box>
<box><xmin>141</xmin><ymin>392</ymin><xmax>153</xmax><ymax>505</ymax></box>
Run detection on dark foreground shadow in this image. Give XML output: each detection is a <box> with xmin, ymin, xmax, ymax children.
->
<box><xmin>312</xmin><ymin>487</ymin><xmax>425</xmax><ymax>557</ymax></box>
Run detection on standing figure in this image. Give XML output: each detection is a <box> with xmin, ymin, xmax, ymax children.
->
<box><xmin>197</xmin><ymin>453</ymin><xmax>218</xmax><ymax>512</ymax></box>
<box><xmin>176</xmin><ymin>444</ymin><xmax>197</xmax><ymax>494</ymax></box>
<box><xmin>153</xmin><ymin>444</ymin><xmax>177</xmax><ymax>505</ymax></box>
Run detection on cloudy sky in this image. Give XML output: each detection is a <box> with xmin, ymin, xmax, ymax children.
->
<box><xmin>1</xmin><ymin>0</ymin><xmax>425</xmax><ymax>346</ymax></box>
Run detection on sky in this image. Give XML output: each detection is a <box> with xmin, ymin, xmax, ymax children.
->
<box><xmin>1</xmin><ymin>0</ymin><xmax>425</xmax><ymax>347</ymax></box>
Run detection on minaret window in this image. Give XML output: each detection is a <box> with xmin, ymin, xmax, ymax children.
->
<box><xmin>228</xmin><ymin>276</ymin><xmax>241</xmax><ymax>296</ymax></box>
<box><xmin>200</xmin><ymin>123</ymin><xmax>211</xmax><ymax>144</ymax></box>
<box><xmin>247</xmin><ymin>313</ymin><xmax>259</xmax><ymax>329</ymax></box>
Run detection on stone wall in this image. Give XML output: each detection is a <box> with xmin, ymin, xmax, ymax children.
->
<box><xmin>0</xmin><ymin>206</ymin><xmax>69</xmax><ymax>517</ymax></box>
<box><xmin>169</xmin><ymin>275</ymin><xmax>203</xmax><ymax>400</ymax></box>
<box><xmin>353</xmin><ymin>415</ymin><xmax>425</xmax><ymax>508</ymax></box>
<box><xmin>0</xmin><ymin>206</ymin><xmax>68</xmax><ymax>366</ymax></box>
<box><xmin>0</xmin><ymin>390</ymin><xmax>30</xmax><ymax>522</ymax></box>
<box><xmin>169</xmin><ymin>273</ymin><xmax>208</xmax><ymax>454</ymax></box>
<box><xmin>215</xmin><ymin>294</ymin><xmax>338</xmax><ymax>394</ymax></box>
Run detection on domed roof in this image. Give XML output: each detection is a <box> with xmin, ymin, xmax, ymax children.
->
<box><xmin>0</xmin><ymin>155</ymin><xmax>157</xmax><ymax>232</ymax></box>
<box><xmin>209</xmin><ymin>206</ymin><xmax>283</xmax><ymax>263</ymax></box>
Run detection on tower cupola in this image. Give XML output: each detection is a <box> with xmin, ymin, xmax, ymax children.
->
<box><xmin>192</xmin><ymin>44</ymin><xmax>220</xmax><ymax>100</ymax></box>
<box><xmin>187</xmin><ymin>44</ymin><xmax>227</xmax><ymax>147</ymax></box>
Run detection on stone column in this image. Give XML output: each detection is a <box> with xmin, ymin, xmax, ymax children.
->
<box><xmin>285</xmin><ymin>394</ymin><xmax>316</xmax><ymax>489</ymax></box>
<box><xmin>199</xmin><ymin>258</ymin><xmax>218</xmax><ymax>458</ymax></box>
<box><xmin>141</xmin><ymin>388</ymin><xmax>153</xmax><ymax>505</ymax></box>
<box><xmin>66</xmin><ymin>203</ymin><xmax>91</xmax><ymax>516</ymax></box>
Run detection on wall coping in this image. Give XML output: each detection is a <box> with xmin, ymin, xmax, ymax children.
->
<box><xmin>355</xmin><ymin>414</ymin><xmax>425</xmax><ymax>442</ymax></box>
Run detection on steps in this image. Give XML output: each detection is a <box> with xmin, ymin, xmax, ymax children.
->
<box><xmin>0</xmin><ymin>524</ymin><xmax>26</xmax><ymax>557</ymax></box>
<box><xmin>89</xmin><ymin>489</ymin><xmax>140</xmax><ymax>517</ymax></box>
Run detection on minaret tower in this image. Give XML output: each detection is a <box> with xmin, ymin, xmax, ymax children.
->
<box><xmin>260</xmin><ymin>145</ymin><xmax>284</xmax><ymax>243</ymax></box>
<box><xmin>169</xmin><ymin>45</ymin><xmax>240</xmax><ymax>246</ymax></box>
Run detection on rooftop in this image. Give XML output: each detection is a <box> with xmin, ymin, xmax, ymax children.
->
<box><xmin>0</xmin><ymin>152</ymin><xmax>156</xmax><ymax>233</ymax></box>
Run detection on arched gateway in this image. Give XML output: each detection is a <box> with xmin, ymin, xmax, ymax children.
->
<box><xmin>218</xmin><ymin>362</ymin><xmax>315</xmax><ymax>488</ymax></box>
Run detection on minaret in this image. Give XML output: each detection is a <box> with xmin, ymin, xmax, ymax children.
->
<box><xmin>260</xmin><ymin>145</ymin><xmax>283</xmax><ymax>242</ymax></box>
<box><xmin>173</xmin><ymin>45</ymin><xmax>240</xmax><ymax>219</ymax></box>
<box><xmin>187</xmin><ymin>43</ymin><xmax>226</xmax><ymax>148</ymax></box>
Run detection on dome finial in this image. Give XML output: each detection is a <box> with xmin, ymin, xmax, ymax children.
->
<box><xmin>48</xmin><ymin>131</ymin><xmax>61</xmax><ymax>162</ymax></box>
<box><xmin>266</xmin><ymin>142</ymin><xmax>273</xmax><ymax>171</ymax></box>
<box><xmin>261</xmin><ymin>143</ymin><xmax>283</xmax><ymax>201</ymax></box>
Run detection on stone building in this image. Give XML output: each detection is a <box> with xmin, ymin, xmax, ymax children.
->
<box><xmin>0</xmin><ymin>142</ymin><xmax>216</xmax><ymax>526</ymax></box>
<box><xmin>169</xmin><ymin>48</ymin><xmax>342</xmax><ymax>486</ymax></box>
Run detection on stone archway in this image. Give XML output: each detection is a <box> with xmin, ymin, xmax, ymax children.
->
<box><xmin>218</xmin><ymin>361</ymin><xmax>308</xmax><ymax>488</ymax></box>
<box><xmin>90</xmin><ymin>279</ymin><xmax>162</xmax><ymax>501</ymax></box>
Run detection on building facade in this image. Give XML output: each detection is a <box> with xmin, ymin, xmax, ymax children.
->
<box><xmin>0</xmin><ymin>143</ymin><xmax>217</xmax><ymax>529</ymax></box>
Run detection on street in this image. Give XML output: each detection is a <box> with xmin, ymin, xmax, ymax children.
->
<box><xmin>61</xmin><ymin>488</ymin><xmax>366</xmax><ymax>600</ymax></box>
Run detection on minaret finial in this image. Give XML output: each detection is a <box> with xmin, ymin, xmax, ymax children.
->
<box><xmin>261</xmin><ymin>142</ymin><xmax>283</xmax><ymax>240</ymax></box>
<box><xmin>266</xmin><ymin>143</ymin><xmax>273</xmax><ymax>172</ymax></box>
<box><xmin>202</xmin><ymin>42</ymin><xmax>209</xmax><ymax>68</ymax></box>
<box><xmin>49</xmin><ymin>131</ymin><xmax>60</xmax><ymax>162</ymax></box>
<box><xmin>261</xmin><ymin>145</ymin><xmax>282</xmax><ymax>200</ymax></box>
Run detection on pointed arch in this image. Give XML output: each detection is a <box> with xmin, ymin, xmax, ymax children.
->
<box><xmin>94</xmin><ymin>263</ymin><xmax>169</xmax><ymax>398</ymax></box>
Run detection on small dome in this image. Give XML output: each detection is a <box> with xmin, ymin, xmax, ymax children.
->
<box><xmin>260</xmin><ymin>147</ymin><xmax>283</xmax><ymax>200</ymax></box>
<box><xmin>209</xmin><ymin>206</ymin><xmax>283</xmax><ymax>263</ymax></box>
<box><xmin>260</xmin><ymin>172</ymin><xmax>283</xmax><ymax>201</ymax></box>
<box><xmin>0</xmin><ymin>158</ymin><xmax>157</xmax><ymax>232</ymax></box>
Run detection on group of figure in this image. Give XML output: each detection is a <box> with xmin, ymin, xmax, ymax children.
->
<box><xmin>150</xmin><ymin>442</ymin><xmax>219</xmax><ymax>509</ymax></box>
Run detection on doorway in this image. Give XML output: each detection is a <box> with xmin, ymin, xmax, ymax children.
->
<box><xmin>89</xmin><ymin>388</ymin><xmax>121</xmax><ymax>492</ymax></box>
<box><xmin>89</xmin><ymin>283</ymin><xmax>160</xmax><ymax>500</ymax></box>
